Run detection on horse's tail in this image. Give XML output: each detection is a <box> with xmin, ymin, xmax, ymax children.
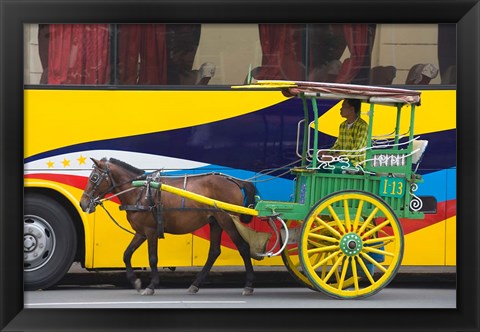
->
<box><xmin>224</xmin><ymin>176</ymin><xmax>257</xmax><ymax>224</ymax></box>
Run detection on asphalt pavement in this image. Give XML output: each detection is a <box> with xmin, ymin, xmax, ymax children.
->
<box><xmin>56</xmin><ymin>262</ymin><xmax>456</xmax><ymax>290</ymax></box>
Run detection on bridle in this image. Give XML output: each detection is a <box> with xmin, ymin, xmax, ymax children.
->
<box><xmin>83</xmin><ymin>161</ymin><xmax>148</xmax><ymax>213</ymax></box>
<box><xmin>83</xmin><ymin>162</ymin><xmax>118</xmax><ymax>212</ymax></box>
<box><xmin>83</xmin><ymin>160</ymin><xmax>157</xmax><ymax>236</ymax></box>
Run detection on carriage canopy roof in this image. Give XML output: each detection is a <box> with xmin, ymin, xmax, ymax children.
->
<box><xmin>237</xmin><ymin>80</ymin><xmax>421</xmax><ymax>106</ymax></box>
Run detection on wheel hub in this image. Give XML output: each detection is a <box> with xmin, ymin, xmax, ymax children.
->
<box><xmin>24</xmin><ymin>235</ymin><xmax>38</xmax><ymax>252</ymax></box>
<box><xmin>24</xmin><ymin>216</ymin><xmax>55</xmax><ymax>271</ymax></box>
<box><xmin>340</xmin><ymin>233</ymin><xmax>362</xmax><ymax>256</ymax></box>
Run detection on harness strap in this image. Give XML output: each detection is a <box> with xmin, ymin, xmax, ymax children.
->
<box><xmin>119</xmin><ymin>205</ymin><xmax>153</xmax><ymax>212</ymax></box>
<box><xmin>181</xmin><ymin>174</ymin><xmax>187</xmax><ymax>209</ymax></box>
<box><xmin>155</xmin><ymin>188</ymin><xmax>164</xmax><ymax>239</ymax></box>
<box><xmin>120</xmin><ymin>180</ymin><xmax>165</xmax><ymax>239</ymax></box>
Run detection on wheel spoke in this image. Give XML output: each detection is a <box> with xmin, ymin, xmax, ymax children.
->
<box><xmin>357</xmin><ymin>207</ymin><xmax>379</xmax><ymax>235</ymax></box>
<box><xmin>286</xmin><ymin>246</ymin><xmax>298</xmax><ymax>254</ymax></box>
<box><xmin>351</xmin><ymin>257</ymin><xmax>360</xmax><ymax>291</ymax></box>
<box><xmin>307</xmin><ymin>245</ymin><xmax>339</xmax><ymax>255</ymax></box>
<box><xmin>343</xmin><ymin>199</ymin><xmax>351</xmax><ymax>231</ymax></box>
<box><xmin>323</xmin><ymin>254</ymin><xmax>345</xmax><ymax>283</ymax></box>
<box><xmin>362</xmin><ymin>246</ymin><xmax>394</xmax><ymax>257</ymax></box>
<box><xmin>307</xmin><ymin>238</ymin><xmax>324</xmax><ymax>248</ymax></box>
<box><xmin>363</xmin><ymin>235</ymin><xmax>395</xmax><ymax>245</ymax></box>
<box><xmin>337</xmin><ymin>257</ymin><xmax>350</xmax><ymax>290</ymax></box>
<box><xmin>356</xmin><ymin>256</ymin><xmax>375</xmax><ymax>285</ymax></box>
<box><xmin>362</xmin><ymin>219</ymin><xmax>392</xmax><ymax>240</ymax></box>
<box><xmin>327</xmin><ymin>205</ymin><xmax>347</xmax><ymax>234</ymax></box>
<box><xmin>334</xmin><ymin>266</ymin><xmax>341</xmax><ymax>284</ymax></box>
<box><xmin>293</xmin><ymin>260</ymin><xmax>302</xmax><ymax>269</ymax></box>
<box><xmin>360</xmin><ymin>252</ymin><xmax>387</xmax><ymax>273</ymax></box>
<box><xmin>312</xmin><ymin>252</ymin><xmax>323</xmax><ymax>265</ymax></box>
<box><xmin>319</xmin><ymin>253</ymin><xmax>327</xmax><ymax>278</ymax></box>
<box><xmin>315</xmin><ymin>216</ymin><xmax>342</xmax><ymax>238</ymax></box>
<box><xmin>353</xmin><ymin>199</ymin><xmax>364</xmax><ymax>232</ymax></box>
<box><xmin>312</xmin><ymin>250</ymin><xmax>341</xmax><ymax>270</ymax></box>
<box><xmin>308</xmin><ymin>232</ymin><xmax>339</xmax><ymax>243</ymax></box>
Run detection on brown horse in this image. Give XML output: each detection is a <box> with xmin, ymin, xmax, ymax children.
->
<box><xmin>79</xmin><ymin>158</ymin><xmax>258</xmax><ymax>296</ymax></box>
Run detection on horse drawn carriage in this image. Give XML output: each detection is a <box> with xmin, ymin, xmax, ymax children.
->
<box><xmin>80</xmin><ymin>80</ymin><xmax>426</xmax><ymax>299</ymax></box>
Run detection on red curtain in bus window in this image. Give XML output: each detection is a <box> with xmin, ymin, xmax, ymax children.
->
<box><xmin>335</xmin><ymin>24</ymin><xmax>369</xmax><ymax>83</ymax></box>
<box><xmin>256</xmin><ymin>24</ymin><xmax>304</xmax><ymax>80</ymax></box>
<box><xmin>117</xmin><ymin>24</ymin><xmax>141</xmax><ymax>84</ymax></box>
<box><xmin>118</xmin><ymin>24</ymin><xmax>167</xmax><ymax>85</ymax></box>
<box><xmin>47</xmin><ymin>24</ymin><xmax>110</xmax><ymax>84</ymax></box>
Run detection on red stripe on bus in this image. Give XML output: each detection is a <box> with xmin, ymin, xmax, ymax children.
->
<box><xmin>25</xmin><ymin>173</ymin><xmax>456</xmax><ymax>249</ymax></box>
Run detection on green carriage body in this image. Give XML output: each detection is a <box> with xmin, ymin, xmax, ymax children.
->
<box><xmin>246</xmin><ymin>81</ymin><xmax>426</xmax><ymax>298</ymax></box>
<box><xmin>256</xmin><ymin>170</ymin><xmax>424</xmax><ymax>221</ymax></box>
<box><xmin>252</xmin><ymin>81</ymin><xmax>425</xmax><ymax>222</ymax></box>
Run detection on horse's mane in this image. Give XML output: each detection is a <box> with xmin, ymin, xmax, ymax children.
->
<box><xmin>108</xmin><ymin>158</ymin><xmax>144</xmax><ymax>176</ymax></box>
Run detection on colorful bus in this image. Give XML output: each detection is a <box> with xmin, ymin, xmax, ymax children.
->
<box><xmin>23</xmin><ymin>23</ymin><xmax>456</xmax><ymax>290</ymax></box>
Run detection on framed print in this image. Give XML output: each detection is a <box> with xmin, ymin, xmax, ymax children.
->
<box><xmin>1</xmin><ymin>0</ymin><xmax>479</xmax><ymax>331</ymax></box>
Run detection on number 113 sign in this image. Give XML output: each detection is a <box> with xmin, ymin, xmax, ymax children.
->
<box><xmin>379</xmin><ymin>177</ymin><xmax>406</xmax><ymax>198</ymax></box>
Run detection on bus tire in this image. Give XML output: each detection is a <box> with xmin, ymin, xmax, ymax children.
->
<box><xmin>24</xmin><ymin>194</ymin><xmax>77</xmax><ymax>290</ymax></box>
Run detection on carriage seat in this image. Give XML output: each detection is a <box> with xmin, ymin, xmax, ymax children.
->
<box><xmin>411</xmin><ymin>140</ymin><xmax>429</xmax><ymax>165</ymax></box>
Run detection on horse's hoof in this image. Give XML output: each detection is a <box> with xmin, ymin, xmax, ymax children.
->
<box><xmin>242</xmin><ymin>287</ymin><xmax>254</xmax><ymax>296</ymax></box>
<box><xmin>134</xmin><ymin>278</ymin><xmax>142</xmax><ymax>292</ymax></box>
<box><xmin>187</xmin><ymin>285</ymin><xmax>199</xmax><ymax>294</ymax></box>
<box><xmin>141</xmin><ymin>288</ymin><xmax>155</xmax><ymax>296</ymax></box>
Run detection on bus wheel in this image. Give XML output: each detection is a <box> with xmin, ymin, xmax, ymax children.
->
<box><xmin>24</xmin><ymin>194</ymin><xmax>77</xmax><ymax>290</ymax></box>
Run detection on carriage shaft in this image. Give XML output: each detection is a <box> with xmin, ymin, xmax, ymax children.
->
<box><xmin>132</xmin><ymin>180</ymin><xmax>259</xmax><ymax>216</ymax></box>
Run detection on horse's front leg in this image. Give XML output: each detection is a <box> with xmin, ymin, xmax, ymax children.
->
<box><xmin>141</xmin><ymin>229</ymin><xmax>160</xmax><ymax>296</ymax></box>
<box><xmin>123</xmin><ymin>233</ymin><xmax>146</xmax><ymax>292</ymax></box>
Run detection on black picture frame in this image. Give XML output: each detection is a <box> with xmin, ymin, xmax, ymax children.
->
<box><xmin>1</xmin><ymin>0</ymin><xmax>479</xmax><ymax>331</ymax></box>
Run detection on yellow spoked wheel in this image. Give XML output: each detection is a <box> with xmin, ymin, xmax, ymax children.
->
<box><xmin>298</xmin><ymin>190</ymin><xmax>404</xmax><ymax>299</ymax></box>
<box><xmin>281</xmin><ymin>220</ymin><xmax>356</xmax><ymax>291</ymax></box>
<box><xmin>281</xmin><ymin>220</ymin><xmax>315</xmax><ymax>290</ymax></box>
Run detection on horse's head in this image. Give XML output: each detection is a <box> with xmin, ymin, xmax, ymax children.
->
<box><xmin>79</xmin><ymin>158</ymin><xmax>115</xmax><ymax>214</ymax></box>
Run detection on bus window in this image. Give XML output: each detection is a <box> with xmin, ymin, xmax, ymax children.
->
<box><xmin>116</xmin><ymin>24</ymin><xmax>168</xmax><ymax>85</ymax></box>
<box><xmin>24</xmin><ymin>23</ymin><xmax>456</xmax><ymax>86</ymax></box>
<box><xmin>37</xmin><ymin>24</ymin><xmax>111</xmax><ymax>85</ymax></box>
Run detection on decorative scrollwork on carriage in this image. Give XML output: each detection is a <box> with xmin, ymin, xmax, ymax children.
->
<box><xmin>409</xmin><ymin>183</ymin><xmax>423</xmax><ymax>212</ymax></box>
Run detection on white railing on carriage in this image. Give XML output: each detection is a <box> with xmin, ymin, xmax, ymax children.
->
<box><xmin>371</xmin><ymin>129</ymin><xmax>411</xmax><ymax>147</ymax></box>
<box><xmin>295</xmin><ymin>116</ymin><xmax>411</xmax><ymax>163</ymax></box>
<box><xmin>367</xmin><ymin>138</ymin><xmax>428</xmax><ymax>170</ymax></box>
<box><xmin>305</xmin><ymin>137</ymin><xmax>428</xmax><ymax>174</ymax></box>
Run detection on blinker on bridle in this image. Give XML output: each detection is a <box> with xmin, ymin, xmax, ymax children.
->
<box><xmin>85</xmin><ymin>162</ymin><xmax>139</xmax><ymax>209</ymax></box>
<box><xmin>83</xmin><ymin>162</ymin><xmax>141</xmax><ymax>236</ymax></box>
<box><xmin>84</xmin><ymin>164</ymin><xmax>115</xmax><ymax>207</ymax></box>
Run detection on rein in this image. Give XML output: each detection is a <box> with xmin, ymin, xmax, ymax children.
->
<box><xmin>95</xmin><ymin>186</ymin><xmax>138</xmax><ymax>204</ymax></box>
<box><xmin>97</xmin><ymin>201</ymin><xmax>137</xmax><ymax>236</ymax></box>
<box><xmin>85</xmin><ymin>162</ymin><xmax>148</xmax><ymax>237</ymax></box>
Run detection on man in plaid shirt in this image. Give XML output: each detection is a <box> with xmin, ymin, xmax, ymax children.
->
<box><xmin>321</xmin><ymin>98</ymin><xmax>368</xmax><ymax>168</ymax></box>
